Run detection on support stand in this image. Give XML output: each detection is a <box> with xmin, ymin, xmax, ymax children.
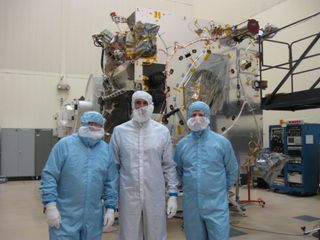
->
<box><xmin>239</xmin><ymin>166</ymin><xmax>266</xmax><ymax>207</ymax></box>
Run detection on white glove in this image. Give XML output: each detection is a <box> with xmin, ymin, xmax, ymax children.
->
<box><xmin>167</xmin><ymin>196</ymin><xmax>177</xmax><ymax>218</ymax></box>
<box><xmin>45</xmin><ymin>202</ymin><xmax>61</xmax><ymax>229</ymax></box>
<box><xmin>103</xmin><ymin>208</ymin><xmax>115</xmax><ymax>231</ymax></box>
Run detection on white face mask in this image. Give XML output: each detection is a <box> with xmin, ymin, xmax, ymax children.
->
<box><xmin>187</xmin><ymin>116</ymin><xmax>210</xmax><ymax>132</ymax></box>
<box><xmin>132</xmin><ymin>105</ymin><xmax>154</xmax><ymax>123</ymax></box>
<box><xmin>78</xmin><ymin>126</ymin><xmax>105</xmax><ymax>140</ymax></box>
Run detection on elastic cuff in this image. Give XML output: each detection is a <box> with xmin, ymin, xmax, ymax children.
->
<box><xmin>44</xmin><ymin>201</ymin><xmax>56</xmax><ymax>206</ymax></box>
<box><xmin>169</xmin><ymin>192</ymin><xmax>178</xmax><ymax>197</ymax></box>
<box><xmin>105</xmin><ymin>204</ymin><xmax>115</xmax><ymax>209</ymax></box>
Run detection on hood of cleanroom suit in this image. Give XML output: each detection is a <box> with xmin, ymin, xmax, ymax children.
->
<box><xmin>40</xmin><ymin>111</ymin><xmax>117</xmax><ymax>240</ymax></box>
<box><xmin>80</xmin><ymin>111</ymin><xmax>106</xmax><ymax>126</ymax></box>
<box><xmin>110</xmin><ymin>94</ymin><xmax>178</xmax><ymax>240</ymax></box>
<box><xmin>78</xmin><ymin>111</ymin><xmax>106</xmax><ymax>147</ymax></box>
<box><xmin>131</xmin><ymin>91</ymin><xmax>154</xmax><ymax>123</ymax></box>
<box><xmin>131</xmin><ymin>90</ymin><xmax>153</xmax><ymax>108</ymax></box>
<box><xmin>187</xmin><ymin>101</ymin><xmax>210</xmax><ymax>118</ymax></box>
<box><xmin>174</xmin><ymin>101</ymin><xmax>239</xmax><ymax>240</ymax></box>
<box><xmin>186</xmin><ymin>101</ymin><xmax>210</xmax><ymax>132</ymax></box>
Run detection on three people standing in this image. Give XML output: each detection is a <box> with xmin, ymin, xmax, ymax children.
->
<box><xmin>40</xmin><ymin>94</ymin><xmax>238</xmax><ymax>240</ymax></box>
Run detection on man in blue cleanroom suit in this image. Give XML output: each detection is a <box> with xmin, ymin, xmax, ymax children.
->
<box><xmin>110</xmin><ymin>91</ymin><xmax>179</xmax><ymax>240</ymax></box>
<box><xmin>40</xmin><ymin>111</ymin><xmax>117</xmax><ymax>240</ymax></box>
<box><xmin>174</xmin><ymin>101</ymin><xmax>238</xmax><ymax>240</ymax></box>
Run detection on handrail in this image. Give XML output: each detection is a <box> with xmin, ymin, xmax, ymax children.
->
<box><xmin>263</xmin><ymin>33</ymin><xmax>320</xmax><ymax>105</ymax></box>
<box><xmin>262</xmin><ymin>53</ymin><xmax>320</xmax><ymax>72</ymax></box>
<box><xmin>310</xmin><ymin>76</ymin><xmax>320</xmax><ymax>90</ymax></box>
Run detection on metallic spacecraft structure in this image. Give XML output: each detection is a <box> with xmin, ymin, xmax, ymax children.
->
<box><xmin>90</xmin><ymin>8</ymin><xmax>265</xmax><ymax>164</ymax></box>
<box><xmin>55</xmin><ymin>8</ymin><xmax>278</xmax><ymax>166</ymax></box>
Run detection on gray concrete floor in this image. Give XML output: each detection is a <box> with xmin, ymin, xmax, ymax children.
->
<box><xmin>0</xmin><ymin>180</ymin><xmax>319</xmax><ymax>240</ymax></box>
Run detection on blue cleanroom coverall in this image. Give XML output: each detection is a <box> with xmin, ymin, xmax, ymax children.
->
<box><xmin>174</xmin><ymin>101</ymin><xmax>238</xmax><ymax>240</ymax></box>
<box><xmin>40</xmin><ymin>111</ymin><xmax>117</xmax><ymax>240</ymax></box>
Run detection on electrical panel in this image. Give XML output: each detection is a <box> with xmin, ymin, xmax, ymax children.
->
<box><xmin>1</xmin><ymin>128</ymin><xmax>53</xmax><ymax>179</ymax></box>
<box><xmin>270</xmin><ymin>126</ymin><xmax>285</xmax><ymax>153</ymax></box>
<box><xmin>269</xmin><ymin>123</ymin><xmax>320</xmax><ymax>195</ymax></box>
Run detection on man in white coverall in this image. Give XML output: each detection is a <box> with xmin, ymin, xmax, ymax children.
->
<box><xmin>110</xmin><ymin>90</ymin><xmax>179</xmax><ymax>240</ymax></box>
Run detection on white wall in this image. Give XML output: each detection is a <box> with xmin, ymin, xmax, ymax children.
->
<box><xmin>0</xmin><ymin>71</ymin><xmax>88</xmax><ymax>128</ymax></box>
<box><xmin>192</xmin><ymin>0</ymin><xmax>286</xmax><ymax>24</ymax></box>
<box><xmin>0</xmin><ymin>0</ymin><xmax>193</xmax><ymax>128</ymax></box>
<box><xmin>252</xmin><ymin>0</ymin><xmax>320</xmax><ymax>146</ymax></box>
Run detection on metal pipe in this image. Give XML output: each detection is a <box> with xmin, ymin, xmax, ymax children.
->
<box><xmin>261</xmin><ymin>64</ymin><xmax>290</xmax><ymax>71</ymax></box>
<box><xmin>310</xmin><ymin>76</ymin><xmax>320</xmax><ymax>90</ymax></box>
<box><xmin>293</xmin><ymin>67</ymin><xmax>320</xmax><ymax>76</ymax></box>
<box><xmin>291</xmin><ymin>33</ymin><xmax>319</xmax><ymax>45</ymax></box>
<box><xmin>289</xmin><ymin>44</ymin><xmax>293</xmax><ymax>93</ymax></box>
<box><xmin>262</xmin><ymin>53</ymin><xmax>320</xmax><ymax>71</ymax></box>
<box><xmin>262</xmin><ymin>11</ymin><xmax>320</xmax><ymax>39</ymax></box>
<box><xmin>258</xmin><ymin>36</ymin><xmax>263</xmax><ymax>107</ymax></box>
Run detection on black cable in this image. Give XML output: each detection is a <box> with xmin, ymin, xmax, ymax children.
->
<box><xmin>93</xmin><ymin>37</ymin><xmax>104</xmax><ymax>48</ymax></box>
<box><xmin>100</xmin><ymin>48</ymin><xmax>105</xmax><ymax>73</ymax></box>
